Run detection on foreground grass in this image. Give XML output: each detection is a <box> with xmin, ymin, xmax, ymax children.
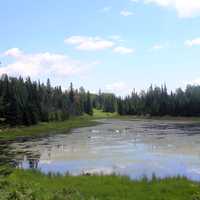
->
<box><xmin>0</xmin><ymin>169</ymin><xmax>200</xmax><ymax>200</ymax></box>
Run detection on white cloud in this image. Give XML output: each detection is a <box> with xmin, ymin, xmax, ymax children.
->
<box><xmin>0</xmin><ymin>48</ymin><xmax>96</xmax><ymax>78</ymax></box>
<box><xmin>186</xmin><ymin>78</ymin><xmax>200</xmax><ymax>85</ymax></box>
<box><xmin>185</xmin><ymin>38</ymin><xmax>200</xmax><ymax>47</ymax></box>
<box><xmin>4</xmin><ymin>48</ymin><xmax>23</xmax><ymax>58</ymax></box>
<box><xmin>130</xmin><ymin>0</ymin><xmax>139</xmax><ymax>2</ymax></box>
<box><xmin>152</xmin><ymin>44</ymin><xmax>164</xmax><ymax>50</ymax></box>
<box><xmin>64</xmin><ymin>36</ymin><xmax>115</xmax><ymax>51</ymax></box>
<box><xmin>105</xmin><ymin>81</ymin><xmax>132</xmax><ymax>95</ymax></box>
<box><xmin>109</xmin><ymin>35</ymin><xmax>125</xmax><ymax>42</ymax></box>
<box><xmin>99</xmin><ymin>6</ymin><xmax>112</xmax><ymax>13</ymax></box>
<box><xmin>113</xmin><ymin>46</ymin><xmax>135</xmax><ymax>54</ymax></box>
<box><xmin>183</xmin><ymin>78</ymin><xmax>200</xmax><ymax>87</ymax></box>
<box><xmin>65</xmin><ymin>35</ymin><xmax>135</xmax><ymax>55</ymax></box>
<box><xmin>144</xmin><ymin>0</ymin><xmax>200</xmax><ymax>18</ymax></box>
<box><xmin>120</xmin><ymin>10</ymin><xmax>134</xmax><ymax>16</ymax></box>
<box><xmin>192</xmin><ymin>79</ymin><xmax>200</xmax><ymax>85</ymax></box>
<box><xmin>149</xmin><ymin>42</ymin><xmax>170</xmax><ymax>51</ymax></box>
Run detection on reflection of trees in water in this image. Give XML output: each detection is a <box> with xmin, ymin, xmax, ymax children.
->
<box><xmin>10</xmin><ymin>153</ymin><xmax>40</xmax><ymax>169</ymax></box>
<box><xmin>28</xmin><ymin>158</ymin><xmax>39</xmax><ymax>169</ymax></box>
<box><xmin>20</xmin><ymin>153</ymin><xmax>41</xmax><ymax>169</ymax></box>
<box><xmin>0</xmin><ymin>138</ymin><xmax>68</xmax><ymax>169</ymax></box>
<box><xmin>0</xmin><ymin>143</ymin><xmax>15</xmax><ymax>166</ymax></box>
<box><xmin>14</xmin><ymin>153</ymin><xmax>41</xmax><ymax>169</ymax></box>
<box><xmin>0</xmin><ymin>141</ymin><xmax>41</xmax><ymax>169</ymax></box>
<box><xmin>47</xmin><ymin>146</ymin><xmax>52</xmax><ymax>160</ymax></box>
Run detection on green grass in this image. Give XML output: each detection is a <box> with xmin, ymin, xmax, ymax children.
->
<box><xmin>0</xmin><ymin>115</ymin><xmax>96</xmax><ymax>141</ymax></box>
<box><xmin>1</xmin><ymin>109</ymin><xmax>200</xmax><ymax>141</ymax></box>
<box><xmin>93</xmin><ymin>109</ymin><xmax>118</xmax><ymax>118</ymax></box>
<box><xmin>94</xmin><ymin>109</ymin><xmax>200</xmax><ymax>122</ymax></box>
<box><xmin>0</xmin><ymin>169</ymin><xmax>200</xmax><ymax>200</ymax></box>
<box><xmin>0</xmin><ymin>109</ymin><xmax>117</xmax><ymax>141</ymax></box>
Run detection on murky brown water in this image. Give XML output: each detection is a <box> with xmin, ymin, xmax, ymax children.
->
<box><xmin>1</xmin><ymin>119</ymin><xmax>200</xmax><ymax>180</ymax></box>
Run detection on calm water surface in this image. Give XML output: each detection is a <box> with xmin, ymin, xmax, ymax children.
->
<box><xmin>2</xmin><ymin>119</ymin><xmax>200</xmax><ymax>180</ymax></box>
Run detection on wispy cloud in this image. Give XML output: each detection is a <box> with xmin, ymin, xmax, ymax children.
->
<box><xmin>0</xmin><ymin>48</ymin><xmax>97</xmax><ymax>78</ymax></box>
<box><xmin>185</xmin><ymin>38</ymin><xmax>200</xmax><ymax>47</ymax></box>
<box><xmin>191</xmin><ymin>78</ymin><xmax>200</xmax><ymax>85</ymax></box>
<box><xmin>184</xmin><ymin>78</ymin><xmax>200</xmax><ymax>86</ymax></box>
<box><xmin>152</xmin><ymin>44</ymin><xmax>164</xmax><ymax>50</ymax></box>
<box><xmin>64</xmin><ymin>36</ymin><xmax>115</xmax><ymax>51</ymax></box>
<box><xmin>113</xmin><ymin>46</ymin><xmax>135</xmax><ymax>54</ymax></box>
<box><xmin>109</xmin><ymin>35</ymin><xmax>125</xmax><ymax>43</ymax></box>
<box><xmin>105</xmin><ymin>81</ymin><xmax>132</xmax><ymax>95</ymax></box>
<box><xmin>120</xmin><ymin>9</ymin><xmax>134</xmax><ymax>16</ymax></box>
<box><xmin>144</xmin><ymin>0</ymin><xmax>200</xmax><ymax>18</ymax></box>
<box><xmin>65</xmin><ymin>35</ymin><xmax>135</xmax><ymax>55</ymax></box>
<box><xmin>149</xmin><ymin>42</ymin><xmax>170</xmax><ymax>51</ymax></box>
<box><xmin>99</xmin><ymin>6</ymin><xmax>112</xmax><ymax>13</ymax></box>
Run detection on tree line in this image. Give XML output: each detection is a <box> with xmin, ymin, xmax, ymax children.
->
<box><xmin>92</xmin><ymin>84</ymin><xmax>200</xmax><ymax>117</ymax></box>
<box><xmin>92</xmin><ymin>90</ymin><xmax>117</xmax><ymax>113</ymax></box>
<box><xmin>1</xmin><ymin>74</ymin><xmax>200</xmax><ymax>127</ymax></box>
<box><xmin>0</xmin><ymin>74</ymin><xmax>93</xmax><ymax>126</ymax></box>
<box><xmin>117</xmin><ymin>84</ymin><xmax>200</xmax><ymax>117</ymax></box>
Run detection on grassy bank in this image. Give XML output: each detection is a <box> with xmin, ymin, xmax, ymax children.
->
<box><xmin>0</xmin><ymin>169</ymin><xmax>200</xmax><ymax>200</ymax></box>
<box><xmin>0</xmin><ymin>109</ymin><xmax>117</xmax><ymax>141</ymax></box>
<box><xmin>0</xmin><ymin>115</ymin><xmax>95</xmax><ymax>141</ymax></box>
<box><xmin>1</xmin><ymin>109</ymin><xmax>200</xmax><ymax>140</ymax></box>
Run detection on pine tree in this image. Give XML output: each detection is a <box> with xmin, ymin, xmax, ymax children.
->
<box><xmin>85</xmin><ymin>91</ymin><xmax>93</xmax><ymax>115</ymax></box>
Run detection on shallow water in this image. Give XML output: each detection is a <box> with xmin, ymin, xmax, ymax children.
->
<box><xmin>1</xmin><ymin>119</ymin><xmax>200</xmax><ymax>180</ymax></box>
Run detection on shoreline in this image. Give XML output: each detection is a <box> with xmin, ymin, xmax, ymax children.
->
<box><xmin>1</xmin><ymin>110</ymin><xmax>200</xmax><ymax>141</ymax></box>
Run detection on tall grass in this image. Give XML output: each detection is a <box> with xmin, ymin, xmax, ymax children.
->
<box><xmin>0</xmin><ymin>169</ymin><xmax>200</xmax><ymax>200</ymax></box>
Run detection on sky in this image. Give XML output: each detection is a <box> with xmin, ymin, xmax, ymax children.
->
<box><xmin>0</xmin><ymin>0</ymin><xmax>200</xmax><ymax>96</ymax></box>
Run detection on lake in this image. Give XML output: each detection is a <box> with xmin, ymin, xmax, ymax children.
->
<box><xmin>1</xmin><ymin>119</ymin><xmax>200</xmax><ymax>180</ymax></box>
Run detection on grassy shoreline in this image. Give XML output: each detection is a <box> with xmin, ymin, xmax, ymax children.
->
<box><xmin>0</xmin><ymin>115</ymin><xmax>96</xmax><ymax>141</ymax></box>
<box><xmin>0</xmin><ymin>169</ymin><xmax>200</xmax><ymax>200</ymax></box>
<box><xmin>0</xmin><ymin>114</ymin><xmax>105</xmax><ymax>141</ymax></box>
<box><xmin>1</xmin><ymin>109</ymin><xmax>200</xmax><ymax>141</ymax></box>
<box><xmin>0</xmin><ymin>110</ymin><xmax>117</xmax><ymax>141</ymax></box>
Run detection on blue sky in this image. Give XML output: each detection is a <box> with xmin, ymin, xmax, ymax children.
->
<box><xmin>0</xmin><ymin>0</ymin><xmax>200</xmax><ymax>95</ymax></box>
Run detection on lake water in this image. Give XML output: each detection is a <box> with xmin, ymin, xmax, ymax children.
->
<box><xmin>1</xmin><ymin>119</ymin><xmax>200</xmax><ymax>180</ymax></box>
